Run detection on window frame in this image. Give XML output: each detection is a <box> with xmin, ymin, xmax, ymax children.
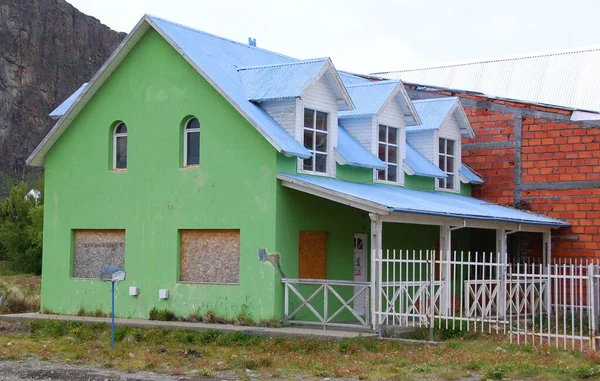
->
<box><xmin>300</xmin><ymin>108</ymin><xmax>330</xmax><ymax>176</ymax></box>
<box><xmin>113</xmin><ymin>122</ymin><xmax>128</xmax><ymax>170</ymax></box>
<box><xmin>183</xmin><ymin>117</ymin><xmax>200</xmax><ymax>167</ymax></box>
<box><xmin>438</xmin><ymin>137</ymin><xmax>457</xmax><ymax>191</ymax></box>
<box><xmin>375</xmin><ymin>124</ymin><xmax>400</xmax><ymax>184</ymax></box>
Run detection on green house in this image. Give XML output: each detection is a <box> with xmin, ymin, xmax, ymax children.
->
<box><xmin>28</xmin><ymin>15</ymin><xmax>567</xmax><ymax>330</ymax></box>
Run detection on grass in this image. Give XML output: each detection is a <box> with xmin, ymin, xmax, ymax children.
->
<box><xmin>0</xmin><ymin>320</ymin><xmax>596</xmax><ymax>380</ymax></box>
<box><xmin>0</xmin><ymin>274</ymin><xmax>40</xmax><ymax>314</ymax></box>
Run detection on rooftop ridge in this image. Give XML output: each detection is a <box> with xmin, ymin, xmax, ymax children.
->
<box><xmin>345</xmin><ymin>80</ymin><xmax>401</xmax><ymax>88</ymax></box>
<box><xmin>237</xmin><ymin>58</ymin><xmax>328</xmax><ymax>71</ymax></box>
<box><xmin>412</xmin><ymin>97</ymin><xmax>458</xmax><ymax>103</ymax></box>
<box><xmin>146</xmin><ymin>14</ymin><xmax>298</xmax><ymax>62</ymax></box>
<box><xmin>374</xmin><ymin>46</ymin><xmax>600</xmax><ymax>75</ymax></box>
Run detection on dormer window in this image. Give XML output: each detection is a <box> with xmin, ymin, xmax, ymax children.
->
<box><xmin>302</xmin><ymin>108</ymin><xmax>328</xmax><ymax>174</ymax></box>
<box><xmin>376</xmin><ymin>124</ymin><xmax>399</xmax><ymax>182</ymax></box>
<box><xmin>438</xmin><ymin>138</ymin><xmax>456</xmax><ymax>189</ymax></box>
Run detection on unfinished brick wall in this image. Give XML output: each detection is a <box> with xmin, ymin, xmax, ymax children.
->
<box><xmin>407</xmin><ymin>85</ymin><xmax>600</xmax><ymax>260</ymax></box>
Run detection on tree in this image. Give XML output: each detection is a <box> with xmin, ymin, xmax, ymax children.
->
<box><xmin>0</xmin><ymin>182</ymin><xmax>44</xmax><ymax>274</ymax></box>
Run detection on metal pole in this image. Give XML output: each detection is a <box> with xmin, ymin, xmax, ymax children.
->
<box><xmin>111</xmin><ymin>281</ymin><xmax>115</xmax><ymax>350</ymax></box>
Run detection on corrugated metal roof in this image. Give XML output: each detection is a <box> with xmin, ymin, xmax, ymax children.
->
<box><xmin>405</xmin><ymin>143</ymin><xmax>446</xmax><ymax>179</ymax></box>
<box><xmin>375</xmin><ymin>47</ymin><xmax>600</xmax><ymax>113</ymax></box>
<box><xmin>278</xmin><ymin>174</ymin><xmax>568</xmax><ymax>227</ymax></box>
<box><xmin>460</xmin><ymin>164</ymin><xmax>484</xmax><ymax>184</ymax></box>
<box><xmin>339</xmin><ymin>81</ymin><xmax>399</xmax><ymax>117</ymax></box>
<box><xmin>148</xmin><ymin>16</ymin><xmax>312</xmax><ymax>158</ymax></box>
<box><xmin>336</xmin><ymin>126</ymin><xmax>386</xmax><ymax>170</ymax></box>
<box><xmin>238</xmin><ymin>59</ymin><xmax>328</xmax><ymax>101</ymax></box>
<box><xmin>407</xmin><ymin>97</ymin><xmax>457</xmax><ymax>132</ymax></box>
<box><xmin>49</xmin><ymin>83</ymin><xmax>88</xmax><ymax>118</ymax></box>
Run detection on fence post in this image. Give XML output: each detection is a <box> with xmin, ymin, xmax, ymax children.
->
<box><xmin>284</xmin><ymin>281</ymin><xmax>289</xmax><ymax>320</ymax></box>
<box><xmin>588</xmin><ymin>263</ymin><xmax>597</xmax><ymax>350</ymax></box>
<box><xmin>429</xmin><ymin>251</ymin><xmax>435</xmax><ymax>342</ymax></box>
<box><xmin>323</xmin><ymin>285</ymin><xmax>328</xmax><ymax>330</ymax></box>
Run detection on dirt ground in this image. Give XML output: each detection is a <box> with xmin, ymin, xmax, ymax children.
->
<box><xmin>0</xmin><ymin>358</ymin><xmax>219</xmax><ymax>381</ymax></box>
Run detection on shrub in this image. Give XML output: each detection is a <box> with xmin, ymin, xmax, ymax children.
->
<box><xmin>0</xmin><ymin>182</ymin><xmax>44</xmax><ymax>275</ymax></box>
<box><xmin>148</xmin><ymin>307</ymin><xmax>175</xmax><ymax>321</ymax></box>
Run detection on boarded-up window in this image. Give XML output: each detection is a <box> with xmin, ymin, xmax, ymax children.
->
<box><xmin>298</xmin><ymin>231</ymin><xmax>327</xmax><ymax>279</ymax></box>
<box><xmin>180</xmin><ymin>230</ymin><xmax>240</xmax><ymax>283</ymax></box>
<box><xmin>73</xmin><ymin>230</ymin><xmax>125</xmax><ymax>278</ymax></box>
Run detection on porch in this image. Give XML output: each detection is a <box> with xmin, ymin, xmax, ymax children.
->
<box><xmin>277</xmin><ymin>174</ymin><xmax>579</xmax><ymax>345</ymax></box>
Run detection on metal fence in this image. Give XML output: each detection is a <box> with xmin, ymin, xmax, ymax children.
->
<box><xmin>373</xmin><ymin>250</ymin><xmax>599</xmax><ymax>350</ymax></box>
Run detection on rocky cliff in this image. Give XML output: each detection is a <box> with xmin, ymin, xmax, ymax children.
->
<box><xmin>0</xmin><ymin>0</ymin><xmax>125</xmax><ymax>193</ymax></box>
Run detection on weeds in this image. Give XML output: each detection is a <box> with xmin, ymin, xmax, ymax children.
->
<box><xmin>148</xmin><ymin>307</ymin><xmax>175</xmax><ymax>321</ymax></box>
<box><xmin>2</xmin><ymin>319</ymin><xmax>599</xmax><ymax>380</ymax></box>
<box><xmin>576</xmin><ymin>364</ymin><xmax>600</xmax><ymax>378</ymax></box>
<box><xmin>486</xmin><ymin>364</ymin><xmax>508</xmax><ymax>380</ymax></box>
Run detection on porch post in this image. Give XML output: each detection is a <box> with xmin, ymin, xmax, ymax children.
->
<box><xmin>496</xmin><ymin>228</ymin><xmax>508</xmax><ymax>318</ymax></box>
<box><xmin>542</xmin><ymin>230</ymin><xmax>551</xmax><ymax>267</ymax></box>
<box><xmin>542</xmin><ymin>229</ymin><xmax>551</xmax><ymax>314</ymax></box>
<box><xmin>369</xmin><ymin>213</ymin><xmax>383</xmax><ymax>333</ymax></box>
<box><xmin>439</xmin><ymin>225</ymin><xmax>451</xmax><ymax>315</ymax></box>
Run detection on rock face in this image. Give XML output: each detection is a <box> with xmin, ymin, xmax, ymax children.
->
<box><xmin>0</xmin><ymin>0</ymin><xmax>125</xmax><ymax>185</ymax></box>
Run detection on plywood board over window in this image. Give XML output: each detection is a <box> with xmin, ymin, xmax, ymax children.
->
<box><xmin>298</xmin><ymin>231</ymin><xmax>327</xmax><ymax>279</ymax></box>
<box><xmin>73</xmin><ymin>230</ymin><xmax>125</xmax><ymax>278</ymax></box>
<box><xmin>180</xmin><ymin>230</ymin><xmax>240</xmax><ymax>284</ymax></box>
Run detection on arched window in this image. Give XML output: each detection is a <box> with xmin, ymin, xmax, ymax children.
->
<box><xmin>113</xmin><ymin>123</ymin><xmax>128</xmax><ymax>169</ymax></box>
<box><xmin>184</xmin><ymin>117</ymin><xmax>200</xmax><ymax>166</ymax></box>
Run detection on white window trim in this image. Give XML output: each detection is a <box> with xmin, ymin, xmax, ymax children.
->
<box><xmin>183</xmin><ymin>118</ymin><xmax>200</xmax><ymax>167</ymax></box>
<box><xmin>436</xmin><ymin>136</ymin><xmax>460</xmax><ymax>193</ymax></box>
<box><xmin>374</xmin><ymin>124</ymin><xmax>401</xmax><ymax>185</ymax></box>
<box><xmin>113</xmin><ymin>123</ymin><xmax>127</xmax><ymax>170</ymax></box>
<box><xmin>298</xmin><ymin>107</ymin><xmax>333</xmax><ymax>177</ymax></box>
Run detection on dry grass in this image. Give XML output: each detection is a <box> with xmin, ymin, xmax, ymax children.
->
<box><xmin>0</xmin><ymin>275</ymin><xmax>40</xmax><ymax>314</ymax></box>
<box><xmin>0</xmin><ymin>320</ymin><xmax>596</xmax><ymax>380</ymax></box>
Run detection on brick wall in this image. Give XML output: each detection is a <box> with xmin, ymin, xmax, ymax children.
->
<box><xmin>406</xmin><ymin>85</ymin><xmax>600</xmax><ymax>260</ymax></box>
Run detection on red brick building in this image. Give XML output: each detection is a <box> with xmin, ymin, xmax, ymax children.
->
<box><xmin>405</xmin><ymin>85</ymin><xmax>600</xmax><ymax>260</ymax></box>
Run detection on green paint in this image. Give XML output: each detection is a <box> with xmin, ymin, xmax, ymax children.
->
<box><xmin>405</xmin><ymin>175</ymin><xmax>435</xmax><ymax>191</ymax></box>
<box><xmin>42</xmin><ymin>29</ymin><xmax>279</xmax><ymax>320</ymax></box>
<box><xmin>40</xmin><ymin>26</ymin><xmax>480</xmax><ymax>323</ymax></box>
<box><xmin>335</xmin><ymin>165</ymin><xmax>373</xmax><ymax>183</ymax></box>
<box><xmin>460</xmin><ymin>182</ymin><xmax>472</xmax><ymax>196</ymax></box>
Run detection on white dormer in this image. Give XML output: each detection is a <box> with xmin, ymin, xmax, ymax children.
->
<box><xmin>238</xmin><ymin>58</ymin><xmax>353</xmax><ymax>177</ymax></box>
<box><xmin>339</xmin><ymin>81</ymin><xmax>420</xmax><ymax>186</ymax></box>
<box><xmin>407</xmin><ymin>97</ymin><xmax>475</xmax><ymax>193</ymax></box>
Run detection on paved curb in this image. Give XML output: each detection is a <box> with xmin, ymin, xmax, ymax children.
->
<box><xmin>0</xmin><ymin>313</ymin><xmax>377</xmax><ymax>341</ymax></box>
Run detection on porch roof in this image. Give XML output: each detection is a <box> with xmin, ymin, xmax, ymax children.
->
<box><xmin>278</xmin><ymin>174</ymin><xmax>569</xmax><ymax>228</ymax></box>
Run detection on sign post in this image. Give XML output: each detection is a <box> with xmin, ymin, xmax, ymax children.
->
<box><xmin>100</xmin><ymin>267</ymin><xmax>125</xmax><ymax>349</ymax></box>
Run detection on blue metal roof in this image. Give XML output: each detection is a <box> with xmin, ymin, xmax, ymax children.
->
<box><xmin>407</xmin><ymin>97</ymin><xmax>457</xmax><ymax>132</ymax></box>
<box><xmin>339</xmin><ymin>81</ymin><xmax>400</xmax><ymax>118</ymax></box>
<box><xmin>405</xmin><ymin>143</ymin><xmax>447</xmax><ymax>178</ymax></box>
<box><xmin>460</xmin><ymin>164</ymin><xmax>484</xmax><ymax>184</ymax></box>
<box><xmin>336</xmin><ymin>126</ymin><xmax>386</xmax><ymax>170</ymax></box>
<box><xmin>49</xmin><ymin>83</ymin><xmax>88</xmax><ymax>117</ymax></box>
<box><xmin>278</xmin><ymin>174</ymin><xmax>568</xmax><ymax>227</ymax></box>
<box><xmin>238</xmin><ymin>59</ymin><xmax>328</xmax><ymax>101</ymax></box>
<box><xmin>147</xmin><ymin>16</ymin><xmax>312</xmax><ymax>158</ymax></box>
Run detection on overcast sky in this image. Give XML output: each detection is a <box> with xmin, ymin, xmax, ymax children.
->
<box><xmin>67</xmin><ymin>0</ymin><xmax>600</xmax><ymax>74</ymax></box>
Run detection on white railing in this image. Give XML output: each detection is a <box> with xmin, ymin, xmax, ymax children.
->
<box><xmin>373</xmin><ymin>250</ymin><xmax>600</xmax><ymax>350</ymax></box>
<box><xmin>282</xmin><ymin>278</ymin><xmax>370</xmax><ymax>329</ymax></box>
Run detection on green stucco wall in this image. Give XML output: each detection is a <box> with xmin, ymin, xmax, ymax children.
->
<box><xmin>42</xmin><ymin>28</ymin><xmax>281</xmax><ymax>320</ymax></box>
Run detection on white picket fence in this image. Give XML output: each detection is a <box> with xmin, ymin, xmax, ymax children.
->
<box><xmin>373</xmin><ymin>250</ymin><xmax>600</xmax><ymax>350</ymax></box>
